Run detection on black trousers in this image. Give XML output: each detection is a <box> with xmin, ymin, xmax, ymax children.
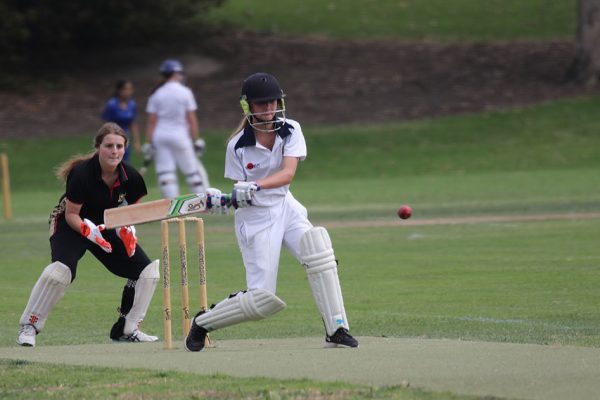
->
<box><xmin>50</xmin><ymin>219</ymin><xmax>152</xmax><ymax>318</ymax></box>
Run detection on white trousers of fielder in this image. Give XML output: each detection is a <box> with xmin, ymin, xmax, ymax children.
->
<box><xmin>153</xmin><ymin>134</ymin><xmax>209</xmax><ymax>199</ymax></box>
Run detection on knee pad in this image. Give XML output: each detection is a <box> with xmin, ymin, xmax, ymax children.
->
<box><xmin>157</xmin><ymin>171</ymin><xmax>179</xmax><ymax>198</ymax></box>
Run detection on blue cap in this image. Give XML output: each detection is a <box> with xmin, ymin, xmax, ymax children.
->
<box><xmin>159</xmin><ymin>59</ymin><xmax>184</xmax><ymax>75</ymax></box>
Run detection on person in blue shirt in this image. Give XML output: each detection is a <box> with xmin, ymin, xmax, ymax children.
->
<box><xmin>102</xmin><ymin>80</ymin><xmax>141</xmax><ymax>162</ymax></box>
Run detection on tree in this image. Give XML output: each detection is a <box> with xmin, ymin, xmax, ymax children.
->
<box><xmin>0</xmin><ymin>0</ymin><xmax>223</xmax><ymax>74</ymax></box>
<box><xmin>566</xmin><ymin>0</ymin><xmax>600</xmax><ymax>84</ymax></box>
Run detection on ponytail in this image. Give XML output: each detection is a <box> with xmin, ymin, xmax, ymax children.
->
<box><xmin>227</xmin><ymin>117</ymin><xmax>248</xmax><ymax>144</ymax></box>
<box><xmin>150</xmin><ymin>72</ymin><xmax>176</xmax><ymax>95</ymax></box>
<box><xmin>55</xmin><ymin>153</ymin><xmax>95</xmax><ymax>180</ymax></box>
<box><xmin>55</xmin><ymin>122</ymin><xmax>128</xmax><ymax>180</ymax></box>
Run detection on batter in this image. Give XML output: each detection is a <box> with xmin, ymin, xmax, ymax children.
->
<box><xmin>186</xmin><ymin>73</ymin><xmax>358</xmax><ymax>351</ymax></box>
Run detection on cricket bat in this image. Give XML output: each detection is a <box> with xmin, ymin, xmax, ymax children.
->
<box><xmin>104</xmin><ymin>193</ymin><xmax>230</xmax><ymax>229</ymax></box>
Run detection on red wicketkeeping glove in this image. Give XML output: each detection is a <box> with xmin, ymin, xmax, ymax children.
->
<box><xmin>116</xmin><ymin>225</ymin><xmax>137</xmax><ymax>257</ymax></box>
<box><xmin>80</xmin><ymin>218</ymin><xmax>112</xmax><ymax>253</ymax></box>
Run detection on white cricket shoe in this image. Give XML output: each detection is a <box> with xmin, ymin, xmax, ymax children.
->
<box><xmin>16</xmin><ymin>325</ymin><xmax>37</xmax><ymax>347</ymax></box>
<box><xmin>114</xmin><ymin>329</ymin><xmax>159</xmax><ymax>343</ymax></box>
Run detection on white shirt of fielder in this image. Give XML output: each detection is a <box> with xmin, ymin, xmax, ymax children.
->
<box><xmin>146</xmin><ymin>81</ymin><xmax>197</xmax><ymax>141</ymax></box>
<box><xmin>225</xmin><ymin>118</ymin><xmax>314</xmax><ymax>293</ymax></box>
<box><xmin>146</xmin><ymin>81</ymin><xmax>207</xmax><ymax>198</ymax></box>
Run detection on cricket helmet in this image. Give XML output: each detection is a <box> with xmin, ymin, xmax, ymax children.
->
<box><xmin>240</xmin><ymin>72</ymin><xmax>286</xmax><ymax>132</ymax></box>
<box><xmin>159</xmin><ymin>59</ymin><xmax>184</xmax><ymax>75</ymax></box>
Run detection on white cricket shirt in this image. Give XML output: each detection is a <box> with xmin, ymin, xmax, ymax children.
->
<box><xmin>225</xmin><ymin>119</ymin><xmax>307</xmax><ymax>207</ymax></box>
<box><xmin>146</xmin><ymin>81</ymin><xmax>197</xmax><ymax>141</ymax></box>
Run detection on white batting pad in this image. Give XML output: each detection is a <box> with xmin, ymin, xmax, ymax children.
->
<box><xmin>124</xmin><ymin>260</ymin><xmax>159</xmax><ymax>335</ymax></box>
<box><xmin>300</xmin><ymin>227</ymin><xmax>349</xmax><ymax>335</ymax></box>
<box><xmin>194</xmin><ymin>289</ymin><xmax>286</xmax><ymax>332</ymax></box>
<box><xmin>19</xmin><ymin>262</ymin><xmax>72</xmax><ymax>332</ymax></box>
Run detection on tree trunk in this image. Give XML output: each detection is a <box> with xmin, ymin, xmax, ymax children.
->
<box><xmin>565</xmin><ymin>0</ymin><xmax>600</xmax><ymax>84</ymax></box>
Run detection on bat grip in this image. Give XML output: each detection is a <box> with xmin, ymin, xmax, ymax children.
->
<box><xmin>207</xmin><ymin>193</ymin><xmax>231</xmax><ymax>209</ymax></box>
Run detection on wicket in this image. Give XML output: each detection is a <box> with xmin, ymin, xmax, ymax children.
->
<box><xmin>161</xmin><ymin>217</ymin><xmax>208</xmax><ymax>350</ymax></box>
<box><xmin>1</xmin><ymin>152</ymin><xmax>12</xmax><ymax>220</ymax></box>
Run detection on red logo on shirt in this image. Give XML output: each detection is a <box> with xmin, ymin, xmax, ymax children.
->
<box><xmin>246</xmin><ymin>163</ymin><xmax>259</xmax><ymax>170</ymax></box>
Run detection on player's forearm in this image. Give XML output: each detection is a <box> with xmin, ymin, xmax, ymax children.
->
<box><xmin>65</xmin><ymin>211</ymin><xmax>83</xmax><ymax>232</ymax></box>
<box><xmin>145</xmin><ymin>114</ymin><xmax>157</xmax><ymax>142</ymax></box>
<box><xmin>187</xmin><ymin>112</ymin><xmax>200</xmax><ymax>140</ymax></box>
<box><xmin>256</xmin><ymin>169</ymin><xmax>295</xmax><ymax>189</ymax></box>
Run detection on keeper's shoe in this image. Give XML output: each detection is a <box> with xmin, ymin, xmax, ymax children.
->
<box><xmin>185</xmin><ymin>311</ymin><xmax>208</xmax><ymax>352</ymax></box>
<box><xmin>325</xmin><ymin>328</ymin><xmax>359</xmax><ymax>348</ymax></box>
<box><xmin>16</xmin><ymin>324</ymin><xmax>37</xmax><ymax>347</ymax></box>
<box><xmin>113</xmin><ymin>329</ymin><xmax>159</xmax><ymax>343</ymax></box>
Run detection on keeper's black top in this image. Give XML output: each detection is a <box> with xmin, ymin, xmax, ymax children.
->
<box><xmin>50</xmin><ymin>154</ymin><xmax>147</xmax><ymax>231</ymax></box>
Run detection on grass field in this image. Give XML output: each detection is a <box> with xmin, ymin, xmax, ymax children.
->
<box><xmin>1</xmin><ymin>96</ymin><xmax>600</xmax><ymax>398</ymax></box>
<box><xmin>208</xmin><ymin>0</ymin><xmax>576</xmax><ymax>40</ymax></box>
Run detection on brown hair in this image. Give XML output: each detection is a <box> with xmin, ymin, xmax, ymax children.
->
<box><xmin>55</xmin><ymin>122</ymin><xmax>128</xmax><ymax>180</ymax></box>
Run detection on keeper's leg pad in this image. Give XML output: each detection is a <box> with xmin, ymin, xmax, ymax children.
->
<box><xmin>300</xmin><ymin>227</ymin><xmax>349</xmax><ymax>335</ymax></box>
<box><xmin>124</xmin><ymin>260</ymin><xmax>159</xmax><ymax>335</ymax></box>
<box><xmin>19</xmin><ymin>262</ymin><xmax>72</xmax><ymax>332</ymax></box>
<box><xmin>194</xmin><ymin>289</ymin><xmax>286</xmax><ymax>332</ymax></box>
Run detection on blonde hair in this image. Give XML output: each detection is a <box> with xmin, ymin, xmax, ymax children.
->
<box><xmin>227</xmin><ymin>117</ymin><xmax>248</xmax><ymax>144</ymax></box>
<box><xmin>56</xmin><ymin>122</ymin><xmax>128</xmax><ymax>180</ymax></box>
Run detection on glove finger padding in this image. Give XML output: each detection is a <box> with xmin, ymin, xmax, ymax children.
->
<box><xmin>81</xmin><ymin>218</ymin><xmax>112</xmax><ymax>253</ymax></box>
<box><xmin>194</xmin><ymin>139</ymin><xmax>206</xmax><ymax>157</ymax></box>
<box><xmin>232</xmin><ymin>182</ymin><xmax>259</xmax><ymax>209</ymax></box>
<box><xmin>141</xmin><ymin>143</ymin><xmax>155</xmax><ymax>162</ymax></box>
<box><xmin>206</xmin><ymin>188</ymin><xmax>229</xmax><ymax>215</ymax></box>
<box><xmin>117</xmin><ymin>225</ymin><xmax>137</xmax><ymax>257</ymax></box>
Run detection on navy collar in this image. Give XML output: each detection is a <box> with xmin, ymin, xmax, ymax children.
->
<box><xmin>234</xmin><ymin>121</ymin><xmax>293</xmax><ymax>150</ymax></box>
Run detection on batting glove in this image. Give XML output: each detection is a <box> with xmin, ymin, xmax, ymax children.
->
<box><xmin>141</xmin><ymin>143</ymin><xmax>155</xmax><ymax>162</ymax></box>
<box><xmin>116</xmin><ymin>225</ymin><xmax>137</xmax><ymax>257</ymax></box>
<box><xmin>80</xmin><ymin>218</ymin><xmax>112</xmax><ymax>253</ymax></box>
<box><xmin>194</xmin><ymin>139</ymin><xmax>206</xmax><ymax>157</ymax></box>
<box><xmin>232</xmin><ymin>181</ymin><xmax>260</xmax><ymax>209</ymax></box>
<box><xmin>206</xmin><ymin>187</ymin><xmax>229</xmax><ymax>215</ymax></box>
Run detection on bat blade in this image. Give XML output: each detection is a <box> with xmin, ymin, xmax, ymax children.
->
<box><xmin>104</xmin><ymin>193</ymin><xmax>209</xmax><ymax>229</ymax></box>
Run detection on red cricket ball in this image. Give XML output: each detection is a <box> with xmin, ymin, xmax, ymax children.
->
<box><xmin>398</xmin><ymin>205</ymin><xmax>412</xmax><ymax>219</ymax></box>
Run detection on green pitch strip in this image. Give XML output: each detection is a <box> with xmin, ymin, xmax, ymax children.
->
<box><xmin>2</xmin><ymin>337</ymin><xmax>599</xmax><ymax>399</ymax></box>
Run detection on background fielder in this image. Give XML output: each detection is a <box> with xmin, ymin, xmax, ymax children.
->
<box><xmin>101</xmin><ymin>79</ymin><xmax>141</xmax><ymax>162</ymax></box>
<box><xmin>185</xmin><ymin>72</ymin><xmax>358</xmax><ymax>351</ymax></box>
<box><xmin>144</xmin><ymin>59</ymin><xmax>210</xmax><ymax>199</ymax></box>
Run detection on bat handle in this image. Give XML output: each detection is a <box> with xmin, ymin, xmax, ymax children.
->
<box><xmin>222</xmin><ymin>194</ymin><xmax>231</xmax><ymax>207</ymax></box>
<box><xmin>206</xmin><ymin>193</ymin><xmax>231</xmax><ymax>209</ymax></box>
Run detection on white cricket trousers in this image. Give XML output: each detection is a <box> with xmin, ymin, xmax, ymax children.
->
<box><xmin>235</xmin><ymin>193</ymin><xmax>313</xmax><ymax>293</ymax></box>
<box><xmin>153</xmin><ymin>134</ymin><xmax>208</xmax><ymax>198</ymax></box>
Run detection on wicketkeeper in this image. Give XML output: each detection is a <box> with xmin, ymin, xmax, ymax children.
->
<box><xmin>185</xmin><ymin>73</ymin><xmax>358</xmax><ymax>351</ymax></box>
<box><xmin>16</xmin><ymin>123</ymin><xmax>159</xmax><ymax>347</ymax></box>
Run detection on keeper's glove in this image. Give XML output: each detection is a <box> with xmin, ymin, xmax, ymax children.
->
<box><xmin>232</xmin><ymin>181</ymin><xmax>260</xmax><ymax>209</ymax></box>
<box><xmin>80</xmin><ymin>218</ymin><xmax>112</xmax><ymax>253</ymax></box>
<box><xmin>206</xmin><ymin>188</ymin><xmax>229</xmax><ymax>214</ymax></box>
<box><xmin>116</xmin><ymin>225</ymin><xmax>137</xmax><ymax>257</ymax></box>
<box><xmin>194</xmin><ymin>139</ymin><xmax>206</xmax><ymax>157</ymax></box>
